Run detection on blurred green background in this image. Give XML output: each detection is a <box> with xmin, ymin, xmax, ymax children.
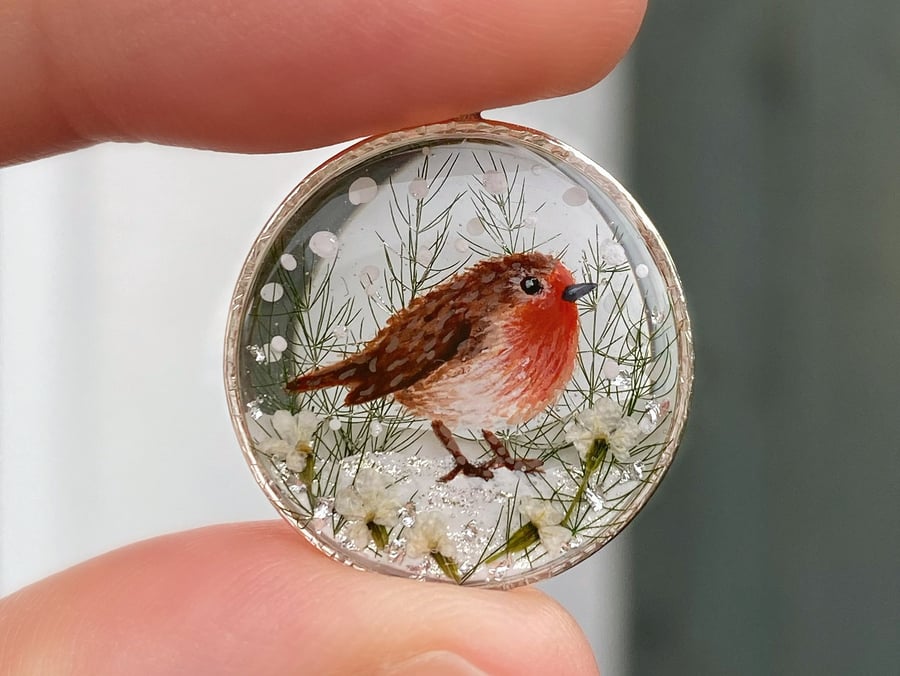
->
<box><xmin>630</xmin><ymin>2</ymin><xmax>899</xmax><ymax>674</ymax></box>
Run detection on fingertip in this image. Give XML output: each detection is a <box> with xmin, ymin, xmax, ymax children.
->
<box><xmin>222</xmin><ymin>523</ymin><xmax>600</xmax><ymax>674</ymax></box>
<box><xmin>0</xmin><ymin>522</ymin><xmax>599</xmax><ymax>675</ymax></box>
<box><xmin>1</xmin><ymin>0</ymin><xmax>647</xmax><ymax>162</ymax></box>
<box><xmin>522</xmin><ymin>0</ymin><xmax>648</xmax><ymax>98</ymax></box>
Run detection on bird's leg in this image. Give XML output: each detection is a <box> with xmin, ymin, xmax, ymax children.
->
<box><xmin>482</xmin><ymin>430</ymin><xmax>544</xmax><ymax>473</ymax></box>
<box><xmin>432</xmin><ymin>420</ymin><xmax>495</xmax><ymax>482</ymax></box>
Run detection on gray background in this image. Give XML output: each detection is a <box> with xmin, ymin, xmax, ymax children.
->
<box><xmin>631</xmin><ymin>3</ymin><xmax>899</xmax><ymax>674</ymax></box>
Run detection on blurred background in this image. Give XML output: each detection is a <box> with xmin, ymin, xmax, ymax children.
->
<box><xmin>1</xmin><ymin>2</ymin><xmax>897</xmax><ymax>674</ymax></box>
<box><xmin>630</xmin><ymin>3</ymin><xmax>898</xmax><ymax>674</ymax></box>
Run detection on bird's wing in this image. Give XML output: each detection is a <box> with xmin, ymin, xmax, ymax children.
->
<box><xmin>343</xmin><ymin>307</ymin><xmax>474</xmax><ymax>406</ymax></box>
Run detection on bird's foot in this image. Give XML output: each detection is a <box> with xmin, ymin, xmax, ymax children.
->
<box><xmin>432</xmin><ymin>420</ymin><xmax>496</xmax><ymax>482</ymax></box>
<box><xmin>488</xmin><ymin>456</ymin><xmax>545</xmax><ymax>473</ymax></box>
<box><xmin>438</xmin><ymin>458</ymin><xmax>496</xmax><ymax>482</ymax></box>
<box><xmin>438</xmin><ymin>456</ymin><xmax>541</xmax><ymax>482</ymax></box>
<box><xmin>431</xmin><ymin>421</ymin><xmax>543</xmax><ymax>482</ymax></box>
<box><xmin>483</xmin><ymin>430</ymin><xmax>544</xmax><ymax>474</ymax></box>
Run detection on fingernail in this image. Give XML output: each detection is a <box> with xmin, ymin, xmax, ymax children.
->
<box><xmin>384</xmin><ymin>650</ymin><xmax>491</xmax><ymax>676</ymax></box>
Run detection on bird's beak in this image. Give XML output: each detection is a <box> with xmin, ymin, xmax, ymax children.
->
<box><xmin>562</xmin><ymin>282</ymin><xmax>597</xmax><ymax>303</ymax></box>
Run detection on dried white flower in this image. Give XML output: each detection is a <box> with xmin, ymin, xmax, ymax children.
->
<box><xmin>257</xmin><ymin>409</ymin><xmax>321</xmax><ymax>472</ymax></box>
<box><xmin>404</xmin><ymin>512</ymin><xmax>457</xmax><ymax>560</ymax></box>
<box><xmin>341</xmin><ymin>521</ymin><xmax>374</xmax><ymax>550</ymax></box>
<box><xmin>565</xmin><ymin>397</ymin><xmax>641</xmax><ymax>463</ymax></box>
<box><xmin>335</xmin><ymin>469</ymin><xmax>401</xmax><ymax>549</ymax></box>
<box><xmin>599</xmin><ymin>238</ymin><xmax>627</xmax><ymax>266</ymax></box>
<box><xmin>518</xmin><ymin>498</ymin><xmax>570</xmax><ymax>554</ymax></box>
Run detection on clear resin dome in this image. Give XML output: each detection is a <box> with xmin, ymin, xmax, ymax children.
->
<box><xmin>225</xmin><ymin>117</ymin><xmax>693</xmax><ymax>588</ymax></box>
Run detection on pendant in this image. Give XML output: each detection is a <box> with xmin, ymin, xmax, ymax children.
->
<box><xmin>224</xmin><ymin>114</ymin><xmax>693</xmax><ymax>588</ymax></box>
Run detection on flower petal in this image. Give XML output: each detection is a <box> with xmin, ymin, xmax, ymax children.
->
<box><xmin>435</xmin><ymin>534</ymin><xmax>457</xmax><ymax>560</ymax></box>
<box><xmin>257</xmin><ymin>438</ymin><xmax>291</xmax><ymax>460</ymax></box>
<box><xmin>334</xmin><ymin>486</ymin><xmax>368</xmax><ymax>520</ymax></box>
<box><xmin>538</xmin><ymin>525</ymin><xmax>570</xmax><ymax>554</ymax></box>
<box><xmin>293</xmin><ymin>410</ymin><xmax>321</xmax><ymax>440</ymax></box>
<box><xmin>405</xmin><ymin>511</ymin><xmax>454</xmax><ymax>559</ymax></box>
<box><xmin>342</xmin><ymin>520</ymin><xmax>371</xmax><ymax>550</ymax></box>
<box><xmin>609</xmin><ymin>417</ymin><xmax>640</xmax><ymax>462</ymax></box>
<box><xmin>372</xmin><ymin>501</ymin><xmax>401</xmax><ymax>528</ymax></box>
<box><xmin>354</xmin><ymin>468</ymin><xmax>390</xmax><ymax>502</ymax></box>
<box><xmin>271</xmin><ymin>409</ymin><xmax>298</xmax><ymax>443</ymax></box>
<box><xmin>519</xmin><ymin>498</ymin><xmax>563</xmax><ymax>528</ymax></box>
<box><xmin>585</xmin><ymin>397</ymin><xmax>622</xmax><ymax>429</ymax></box>
<box><xmin>285</xmin><ymin>448</ymin><xmax>308</xmax><ymax>472</ymax></box>
<box><xmin>564</xmin><ymin>427</ymin><xmax>596</xmax><ymax>458</ymax></box>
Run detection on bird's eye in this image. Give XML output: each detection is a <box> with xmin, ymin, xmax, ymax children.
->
<box><xmin>520</xmin><ymin>277</ymin><xmax>543</xmax><ymax>295</ymax></box>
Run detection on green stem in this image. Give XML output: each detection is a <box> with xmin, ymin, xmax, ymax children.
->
<box><xmin>367</xmin><ymin>522</ymin><xmax>389</xmax><ymax>551</ymax></box>
<box><xmin>484</xmin><ymin>522</ymin><xmax>540</xmax><ymax>564</ymax></box>
<box><xmin>563</xmin><ymin>439</ymin><xmax>608</xmax><ymax>527</ymax></box>
<box><xmin>300</xmin><ymin>455</ymin><xmax>316</xmax><ymax>494</ymax></box>
<box><xmin>431</xmin><ymin>552</ymin><xmax>461</xmax><ymax>583</ymax></box>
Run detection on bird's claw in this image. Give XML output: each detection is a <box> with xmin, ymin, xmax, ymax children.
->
<box><xmin>434</xmin><ymin>423</ymin><xmax>543</xmax><ymax>481</ymax></box>
<box><xmin>486</xmin><ymin>456</ymin><xmax>544</xmax><ymax>474</ymax></box>
<box><xmin>439</xmin><ymin>460</ymin><xmax>495</xmax><ymax>482</ymax></box>
<box><xmin>480</xmin><ymin>429</ymin><xmax>544</xmax><ymax>475</ymax></box>
<box><xmin>439</xmin><ymin>457</ymin><xmax>544</xmax><ymax>482</ymax></box>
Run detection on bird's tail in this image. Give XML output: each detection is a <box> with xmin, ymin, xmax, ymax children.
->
<box><xmin>285</xmin><ymin>358</ymin><xmax>364</xmax><ymax>394</ymax></box>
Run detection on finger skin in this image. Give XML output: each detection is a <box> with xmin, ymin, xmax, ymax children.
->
<box><xmin>0</xmin><ymin>521</ymin><xmax>599</xmax><ymax>675</ymax></box>
<box><xmin>0</xmin><ymin>0</ymin><xmax>646</xmax><ymax>164</ymax></box>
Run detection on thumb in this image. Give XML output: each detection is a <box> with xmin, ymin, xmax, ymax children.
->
<box><xmin>0</xmin><ymin>521</ymin><xmax>598</xmax><ymax>675</ymax></box>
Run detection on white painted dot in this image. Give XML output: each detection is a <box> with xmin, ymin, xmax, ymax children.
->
<box><xmin>415</xmin><ymin>243</ymin><xmax>431</xmax><ymax>264</ymax></box>
<box><xmin>309</xmin><ymin>231</ymin><xmax>339</xmax><ymax>258</ymax></box>
<box><xmin>259</xmin><ymin>282</ymin><xmax>284</xmax><ymax>303</ymax></box>
<box><xmin>466</xmin><ymin>218</ymin><xmax>485</xmax><ymax>236</ymax></box>
<box><xmin>635</xmin><ymin>263</ymin><xmax>649</xmax><ymax>278</ymax></box>
<box><xmin>601</xmin><ymin>292</ymin><xmax>616</xmax><ymax>313</ymax></box>
<box><xmin>366</xmin><ymin>285</ymin><xmax>379</xmax><ymax>297</ymax></box>
<box><xmin>332</xmin><ymin>325</ymin><xmax>348</xmax><ymax>339</ymax></box>
<box><xmin>523</xmin><ymin>212</ymin><xmax>538</xmax><ymax>228</ymax></box>
<box><xmin>360</xmin><ymin>264</ymin><xmax>380</xmax><ymax>285</ymax></box>
<box><xmin>408</xmin><ymin>178</ymin><xmax>429</xmax><ymax>200</ymax></box>
<box><xmin>369</xmin><ymin>421</ymin><xmax>384</xmax><ymax>436</ymax></box>
<box><xmin>270</xmin><ymin>335</ymin><xmax>288</xmax><ymax>353</ymax></box>
<box><xmin>263</xmin><ymin>345</ymin><xmax>282</xmax><ymax>363</ymax></box>
<box><xmin>563</xmin><ymin>186</ymin><xmax>589</xmax><ymax>207</ymax></box>
<box><xmin>328</xmin><ymin>417</ymin><xmax>342</xmax><ymax>431</ymax></box>
<box><xmin>483</xmin><ymin>170</ymin><xmax>507</xmax><ymax>195</ymax></box>
<box><xmin>348</xmin><ymin>176</ymin><xmax>378</xmax><ymax>205</ymax></box>
<box><xmin>454</xmin><ymin>238</ymin><xmax>470</xmax><ymax>253</ymax></box>
<box><xmin>601</xmin><ymin>359</ymin><xmax>622</xmax><ymax>379</ymax></box>
<box><xmin>279</xmin><ymin>253</ymin><xmax>297</xmax><ymax>271</ymax></box>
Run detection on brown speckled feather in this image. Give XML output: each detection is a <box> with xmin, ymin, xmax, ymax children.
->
<box><xmin>342</xmin><ymin>307</ymin><xmax>474</xmax><ymax>405</ymax></box>
<box><xmin>284</xmin><ymin>260</ymin><xmax>506</xmax><ymax>403</ymax></box>
<box><xmin>285</xmin><ymin>252</ymin><xmax>569</xmax><ymax>416</ymax></box>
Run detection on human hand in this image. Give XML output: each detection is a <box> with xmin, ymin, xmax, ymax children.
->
<box><xmin>0</xmin><ymin>1</ymin><xmax>645</xmax><ymax>673</ymax></box>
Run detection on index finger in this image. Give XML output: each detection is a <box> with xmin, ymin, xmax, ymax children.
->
<box><xmin>0</xmin><ymin>0</ymin><xmax>646</xmax><ymax>164</ymax></box>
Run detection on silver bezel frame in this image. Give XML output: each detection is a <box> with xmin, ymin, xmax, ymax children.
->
<box><xmin>224</xmin><ymin>116</ymin><xmax>694</xmax><ymax>589</ymax></box>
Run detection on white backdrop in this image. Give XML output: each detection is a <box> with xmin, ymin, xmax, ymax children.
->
<box><xmin>0</xmin><ymin>67</ymin><xmax>631</xmax><ymax>674</ymax></box>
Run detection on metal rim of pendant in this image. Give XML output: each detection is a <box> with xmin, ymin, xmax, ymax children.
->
<box><xmin>224</xmin><ymin>115</ymin><xmax>695</xmax><ymax>589</ymax></box>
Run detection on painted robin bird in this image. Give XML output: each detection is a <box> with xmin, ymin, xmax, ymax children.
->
<box><xmin>286</xmin><ymin>251</ymin><xmax>596</xmax><ymax>480</ymax></box>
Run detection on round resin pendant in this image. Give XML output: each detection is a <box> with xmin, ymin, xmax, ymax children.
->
<box><xmin>225</xmin><ymin>115</ymin><xmax>693</xmax><ymax>588</ymax></box>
